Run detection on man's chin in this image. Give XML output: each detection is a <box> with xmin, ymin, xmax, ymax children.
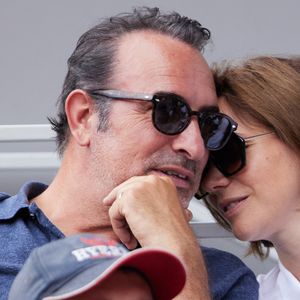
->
<box><xmin>177</xmin><ymin>189</ymin><xmax>193</xmax><ymax>209</ymax></box>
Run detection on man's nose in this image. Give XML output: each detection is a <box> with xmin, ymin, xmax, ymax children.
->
<box><xmin>171</xmin><ymin>118</ymin><xmax>207</xmax><ymax>161</ymax></box>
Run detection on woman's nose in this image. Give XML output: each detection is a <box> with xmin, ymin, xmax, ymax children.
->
<box><xmin>201</xmin><ymin>163</ymin><xmax>231</xmax><ymax>194</ymax></box>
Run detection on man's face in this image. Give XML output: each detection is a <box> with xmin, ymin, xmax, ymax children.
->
<box><xmin>89</xmin><ymin>31</ymin><xmax>217</xmax><ymax>208</ymax></box>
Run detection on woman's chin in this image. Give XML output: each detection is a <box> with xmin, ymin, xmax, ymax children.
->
<box><xmin>231</xmin><ymin>225</ymin><xmax>258</xmax><ymax>242</ymax></box>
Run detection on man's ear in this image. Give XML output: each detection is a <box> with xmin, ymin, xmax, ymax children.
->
<box><xmin>65</xmin><ymin>89</ymin><xmax>95</xmax><ymax>147</ymax></box>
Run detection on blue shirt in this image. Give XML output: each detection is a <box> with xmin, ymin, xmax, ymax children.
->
<box><xmin>0</xmin><ymin>182</ymin><xmax>258</xmax><ymax>299</ymax></box>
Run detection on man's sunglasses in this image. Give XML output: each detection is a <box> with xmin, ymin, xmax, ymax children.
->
<box><xmin>90</xmin><ymin>90</ymin><xmax>237</xmax><ymax>151</ymax></box>
<box><xmin>208</xmin><ymin>131</ymin><xmax>274</xmax><ymax>177</ymax></box>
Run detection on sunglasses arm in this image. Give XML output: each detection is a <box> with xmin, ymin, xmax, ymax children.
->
<box><xmin>194</xmin><ymin>192</ymin><xmax>209</xmax><ymax>200</ymax></box>
<box><xmin>94</xmin><ymin>90</ymin><xmax>153</xmax><ymax>101</ymax></box>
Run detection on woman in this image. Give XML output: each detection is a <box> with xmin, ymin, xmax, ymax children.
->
<box><xmin>200</xmin><ymin>56</ymin><xmax>300</xmax><ymax>299</ymax></box>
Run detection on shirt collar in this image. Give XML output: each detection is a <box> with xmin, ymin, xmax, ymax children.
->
<box><xmin>0</xmin><ymin>181</ymin><xmax>48</xmax><ymax>220</ymax></box>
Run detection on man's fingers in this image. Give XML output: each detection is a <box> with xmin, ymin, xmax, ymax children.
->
<box><xmin>103</xmin><ymin>190</ymin><xmax>121</xmax><ymax>206</ymax></box>
<box><xmin>107</xmin><ymin>200</ymin><xmax>138</xmax><ymax>250</ymax></box>
<box><xmin>185</xmin><ymin>209</ymin><xmax>193</xmax><ymax>222</ymax></box>
<box><xmin>102</xmin><ymin>177</ymin><xmax>139</xmax><ymax>205</ymax></box>
<box><xmin>103</xmin><ymin>175</ymin><xmax>171</xmax><ymax>206</ymax></box>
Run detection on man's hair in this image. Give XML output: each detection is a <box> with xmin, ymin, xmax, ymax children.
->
<box><xmin>203</xmin><ymin>55</ymin><xmax>300</xmax><ymax>259</ymax></box>
<box><xmin>49</xmin><ymin>6</ymin><xmax>211</xmax><ymax>156</ymax></box>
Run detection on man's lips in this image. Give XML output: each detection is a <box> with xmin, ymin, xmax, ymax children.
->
<box><xmin>151</xmin><ymin>166</ymin><xmax>195</xmax><ymax>189</ymax></box>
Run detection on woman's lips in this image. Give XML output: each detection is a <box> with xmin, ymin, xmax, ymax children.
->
<box><xmin>220</xmin><ymin>196</ymin><xmax>248</xmax><ymax>218</ymax></box>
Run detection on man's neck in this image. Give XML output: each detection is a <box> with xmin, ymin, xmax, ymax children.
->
<box><xmin>33</xmin><ymin>168</ymin><xmax>114</xmax><ymax>238</ymax></box>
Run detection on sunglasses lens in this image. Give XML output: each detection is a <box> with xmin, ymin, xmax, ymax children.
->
<box><xmin>153</xmin><ymin>94</ymin><xmax>190</xmax><ymax>135</ymax></box>
<box><xmin>201</xmin><ymin>114</ymin><xmax>234</xmax><ymax>150</ymax></box>
<box><xmin>210</xmin><ymin>133</ymin><xmax>245</xmax><ymax>176</ymax></box>
<box><xmin>152</xmin><ymin>95</ymin><xmax>235</xmax><ymax>152</ymax></box>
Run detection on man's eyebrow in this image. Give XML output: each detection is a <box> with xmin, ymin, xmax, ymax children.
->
<box><xmin>154</xmin><ymin>91</ymin><xmax>219</xmax><ymax>112</ymax></box>
<box><xmin>199</xmin><ymin>105</ymin><xmax>219</xmax><ymax>113</ymax></box>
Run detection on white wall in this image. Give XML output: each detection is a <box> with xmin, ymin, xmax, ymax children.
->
<box><xmin>1</xmin><ymin>0</ymin><xmax>299</xmax><ymax>125</ymax></box>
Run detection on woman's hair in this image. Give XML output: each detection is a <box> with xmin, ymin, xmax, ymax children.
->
<box><xmin>203</xmin><ymin>55</ymin><xmax>300</xmax><ymax>259</ymax></box>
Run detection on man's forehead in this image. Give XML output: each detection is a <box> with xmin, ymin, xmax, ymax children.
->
<box><xmin>112</xmin><ymin>31</ymin><xmax>217</xmax><ymax>108</ymax></box>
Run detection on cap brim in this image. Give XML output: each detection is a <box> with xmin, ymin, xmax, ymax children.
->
<box><xmin>43</xmin><ymin>247</ymin><xmax>186</xmax><ymax>300</ymax></box>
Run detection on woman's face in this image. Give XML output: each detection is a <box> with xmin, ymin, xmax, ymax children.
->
<box><xmin>201</xmin><ymin>97</ymin><xmax>300</xmax><ymax>244</ymax></box>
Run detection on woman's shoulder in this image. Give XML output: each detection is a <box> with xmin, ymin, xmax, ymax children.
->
<box><xmin>257</xmin><ymin>263</ymin><xmax>280</xmax><ymax>287</ymax></box>
<box><xmin>257</xmin><ymin>261</ymin><xmax>300</xmax><ymax>300</ymax></box>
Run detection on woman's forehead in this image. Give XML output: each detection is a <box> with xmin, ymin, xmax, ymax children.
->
<box><xmin>218</xmin><ymin>97</ymin><xmax>267</xmax><ymax>134</ymax></box>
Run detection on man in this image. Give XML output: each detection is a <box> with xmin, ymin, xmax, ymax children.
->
<box><xmin>0</xmin><ymin>7</ymin><xmax>258</xmax><ymax>299</ymax></box>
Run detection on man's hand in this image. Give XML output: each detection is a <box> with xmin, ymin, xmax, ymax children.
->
<box><xmin>103</xmin><ymin>175</ymin><xmax>211</xmax><ymax>299</ymax></box>
<box><xmin>103</xmin><ymin>175</ymin><xmax>191</xmax><ymax>250</ymax></box>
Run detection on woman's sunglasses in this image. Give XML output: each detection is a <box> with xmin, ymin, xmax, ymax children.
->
<box><xmin>195</xmin><ymin>131</ymin><xmax>274</xmax><ymax>199</ymax></box>
<box><xmin>208</xmin><ymin>131</ymin><xmax>275</xmax><ymax>177</ymax></box>
<box><xmin>91</xmin><ymin>89</ymin><xmax>237</xmax><ymax>151</ymax></box>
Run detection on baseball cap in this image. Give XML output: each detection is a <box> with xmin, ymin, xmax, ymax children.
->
<box><xmin>8</xmin><ymin>233</ymin><xmax>186</xmax><ymax>300</ymax></box>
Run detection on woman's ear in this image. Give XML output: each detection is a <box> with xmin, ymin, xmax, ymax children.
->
<box><xmin>65</xmin><ymin>89</ymin><xmax>95</xmax><ymax>147</ymax></box>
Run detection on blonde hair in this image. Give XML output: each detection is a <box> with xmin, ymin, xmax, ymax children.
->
<box><xmin>203</xmin><ymin>56</ymin><xmax>300</xmax><ymax>258</ymax></box>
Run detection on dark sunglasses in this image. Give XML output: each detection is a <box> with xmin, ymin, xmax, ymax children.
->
<box><xmin>90</xmin><ymin>89</ymin><xmax>237</xmax><ymax>151</ymax></box>
<box><xmin>208</xmin><ymin>131</ymin><xmax>275</xmax><ymax>177</ymax></box>
<box><xmin>195</xmin><ymin>131</ymin><xmax>274</xmax><ymax>199</ymax></box>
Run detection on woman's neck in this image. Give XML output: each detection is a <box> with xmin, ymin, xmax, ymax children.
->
<box><xmin>272</xmin><ymin>224</ymin><xmax>300</xmax><ymax>281</ymax></box>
